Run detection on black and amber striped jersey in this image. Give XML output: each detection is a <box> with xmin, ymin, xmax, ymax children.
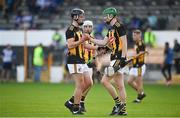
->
<box><xmin>132</xmin><ymin>40</ymin><xmax>146</xmax><ymax>67</ymax></box>
<box><xmin>66</xmin><ymin>24</ymin><xmax>85</xmax><ymax>64</ymax></box>
<box><xmin>84</xmin><ymin>40</ymin><xmax>95</xmax><ymax>63</ymax></box>
<box><xmin>106</xmin><ymin>21</ymin><xmax>127</xmax><ymax>60</ymax></box>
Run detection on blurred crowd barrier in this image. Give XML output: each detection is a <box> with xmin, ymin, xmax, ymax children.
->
<box><xmin>0</xmin><ymin>30</ymin><xmax>180</xmax><ymax>83</ymax></box>
<box><xmin>0</xmin><ymin>30</ymin><xmax>179</xmax><ymax>47</ymax></box>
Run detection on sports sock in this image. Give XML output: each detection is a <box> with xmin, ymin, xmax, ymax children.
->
<box><xmin>120</xmin><ymin>101</ymin><xmax>126</xmax><ymax>105</ymax></box>
<box><xmin>114</xmin><ymin>97</ymin><xmax>120</xmax><ymax>105</ymax></box>
<box><xmin>69</xmin><ymin>96</ymin><xmax>74</xmax><ymax>104</ymax></box>
<box><xmin>81</xmin><ymin>96</ymin><xmax>85</xmax><ymax>102</ymax></box>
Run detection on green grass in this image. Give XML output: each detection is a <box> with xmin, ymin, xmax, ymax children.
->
<box><xmin>0</xmin><ymin>83</ymin><xmax>180</xmax><ymax>117</ymax></box>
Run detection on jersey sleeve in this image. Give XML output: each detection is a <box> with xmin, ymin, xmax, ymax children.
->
<box><xmin>66</xmin><ymin>29</ymin><xmax>74</xmax><ymax>40</ymax></box>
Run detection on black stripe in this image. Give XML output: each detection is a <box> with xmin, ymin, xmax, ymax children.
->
<box><xmin>88</xmin><ymin>51</ymin><xmax>91</xmax><ymax>61</ymax></box>
<box><xmin>115</xmin><ymin>29</ymin><xmax>119</xmax><ymax>53</ymax></box>
<box><xmin>75</xmin><ymin>35</ymin><xmax>79</xmax><ymax>57</ymax></box>
<box><xmin>82</xmin><ymin>44</ymin><xmax>84</xmax><ymax>59</ymax></box>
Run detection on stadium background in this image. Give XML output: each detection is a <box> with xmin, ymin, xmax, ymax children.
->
<box><xmin>0</xmin><ymin>0</ymin><xmax>180</xmax><ymax>117</ymax></box>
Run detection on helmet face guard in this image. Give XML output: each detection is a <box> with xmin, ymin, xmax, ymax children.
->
<box><xmin>71</xmin><ymin>8</ymin><xmax>85</xmax><ymax>25</ymax></box>
<box><xmin>103</xmin><ymin>14</ymin><xmax>114</xmax><ymax>24</ymax></box>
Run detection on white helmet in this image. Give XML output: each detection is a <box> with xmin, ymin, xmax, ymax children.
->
<box><xmin>83</xmin><ymin>20</ymin><xmax>93</xmax><ymax>28</ymax></box>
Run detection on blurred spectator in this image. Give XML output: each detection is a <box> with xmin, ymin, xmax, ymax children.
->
<box><xmin>5</xmin><ymin>0</ymin><xmax>14</xmax><ymax>13</ymax></box>
<box><xmin>51</xmin><ymin>29</ymin><xmax>63</xmax><ymax>49</ymax></box>
<box><xmin>14</xmin><ymin>10</ymin><xmax>22</xmax><ymax>29</ymax></box>
<box><xmin>161</xmin><ymin>42</ymin><xmax>173</xmax><ymax>86</ymax></box>
<box><xmin>157</xmin><ymin>16</ymin><xmax>168</xmax><ymax>30</ymax></box>
<box><xmin>119</xmin><ymin>13</ymin><xmax>131</xmax><ymax>28</ymax></box>
<box><xmin>130</xmin><ymin>14</ymin><xmax>141</xmax><ymax>29</ymax></box>
<box><xmin>143</xmin><ymin>0</ymin><xmax>151</xmax><ymax>6</ymax></box>
<box><xmin>173</xmin><ymin>39</ymin><xmax>180</xmax><ymax>74</ymax></box>
<box><xmin>0</xmin><ymin>44</ymin><xmax>15</xmax><ymax>82</ymax></box>
<box><xmin>144</xmin><ymin>27</ymin><xmax>156</xmax><ymax>48</ymax></box>
<box><xmin>2</xmin><ymin>6</ymin><xmax>9</xmax><ymax>22</ymax></box>
<box><xmin>35</xmin><ymin>0</ymin><xmax>60</xmax><ymax>17</ymax></box>
<box><xmin>36</xmin><ymin>0</ymin><xmax>49</xmax><ymax>10</ymax></box>
<box><xmin>167</xmin><ymin>14</ymin><xmax>180</xmax><ymax>30</ymax></box>
<box><xmin>26</xmin><ymin>0</ymin><xmax>37</xmax><ymax>14</ymax></box>
<box><xmin>94</xmin><ymin>19</ymin><xmax>106</xmax><ymax>39</ymax></box>
<box><xmin>3</xmin><ymin>0</ymin><xmax>21</xmax><ymax>21</ymax></box>
<box><xmin>33</xmin><ymin>43</ymin><xmax>44</xmax><ymax>82</ymax></box>
<box><xmin>21</xmin><ymin>11</ymin><xmax>33</xmax><ymax>29</ymax></box>
<box><xmin>14</xmin><ymin>11</ymin><xmax>33</xmax><ymax>29</ymax></box>
<box><xmin>147</xmin><ymin>12</ymin><xmax>157</xmax><ymax>29</ymax></box>
<box><xmin>0</xmin><ymin>0</ymin><xmax>180</xmax><ymax>30</ymax></box>
<box><xmin>167</xmin><ymin>0</ymin><xmax>176</xmax><ymax>7</ymax></box>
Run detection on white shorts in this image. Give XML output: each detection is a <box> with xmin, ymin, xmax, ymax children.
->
<box><xmin>129</xmin><ymin>64</ymin><xmax>146</xmax><ymax>77</ymax></box>
<box><xmin>67</xmin><ymin>64</ymin><xmax>89</xmax><ymax>74</ymax></box>
<box><xmin>110</xmin><ymin>60</ymin><xmax>129</xmax><ymax>75</ymax></box>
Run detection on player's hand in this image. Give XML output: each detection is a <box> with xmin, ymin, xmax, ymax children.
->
<box><xmin>82</xmin><ymin>33</ymin><xmax>90</xmax><ymax>41</ymax></box>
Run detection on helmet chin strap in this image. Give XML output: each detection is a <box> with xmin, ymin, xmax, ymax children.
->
<box><xmin>74</xmin><ymin>15</ymin><xmax>79</xmax><ymax>21</ymax></box>
<box><xmin>74</xmin><ymin>15</ymin><xmax>84</xmax><ymax>26</ymax></box>
<box><xmin>78</xmin><ymin>22</ymin><xmax>84</xmax><ymax>26</ymax></box>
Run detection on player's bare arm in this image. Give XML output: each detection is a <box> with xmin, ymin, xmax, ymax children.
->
<box><xmin>67</xmin><ymin>34</ymin><xmax>89</xmax><ymax>49</ymax></box>
<box><xmin>84</xmin><ymin>43</ymin><xmax>98</xmax><ymax>50</ymax></box>
<box><xmin>89</xmin><ymin>36</ymin><xmax>110</xmax><ymax>46</ymax></box>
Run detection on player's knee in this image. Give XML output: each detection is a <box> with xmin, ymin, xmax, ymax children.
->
<box><xmin>117</xmin><ymin>85</ymin><xmax>125</xmax><ymax>91</ymax></box>
<box><xmin>87</xmin><ymin>80</ymin><xmax>93</xmax><ymax>88</ymax></box>
<box><xmin>101</xmin><ymin>78</ymin><xmax>107</xmax><ymax>85</ymax></box>
<box><xmin>127</xmin><ymin>79</ymin><xmax>132</xmax><ymax>85</ymax></box>
<box><xmin>89</xmin><ymin>80</ymin><xmax>93</xmax><ymax>87</ymax></box>
<box><xmin>100</xmin><ymin>78</ymin><xmax>104</xmax><ymax>84</ymax></box>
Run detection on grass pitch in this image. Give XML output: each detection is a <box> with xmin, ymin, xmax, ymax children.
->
<box><xmin>0</xmin><ymin>83</ymin><xmax>180</xmax><ymax>117</ymax></box>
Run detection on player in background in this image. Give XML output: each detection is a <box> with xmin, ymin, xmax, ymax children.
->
<box><xmin>81</xmin><ymin>20</ymin><xmax>98</xmax><ymax>112</ymax></box>
<box><xmin>161</xmin><ymin>42</ymin><xmax>173</xmax><ymax>86</ymax></box>
<box><xmin>127</xmin><ymin>29</ymin><xmax>146</xmax><ymax>103</ymax></box>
